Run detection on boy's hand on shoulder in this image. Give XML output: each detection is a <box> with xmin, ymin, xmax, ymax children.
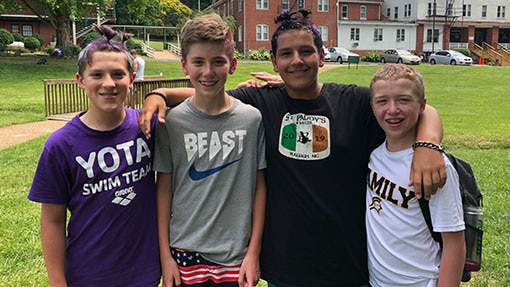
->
<box><xmin>138</xmin><ymin>93</ymin><xmax>167</xmax><ymax>139</ymax></box>
<box><xmin>409</xmin><ymin>147</ymin><xmax>446</xmax><ymax>199</ymax></box>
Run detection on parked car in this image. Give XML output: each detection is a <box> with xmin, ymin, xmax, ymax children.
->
<box><xmin>323</xmin><ymin>46</ymin><xmax>331</xmax><ymax>62</ymax></box>
<box><xmin>379</xmin><ymin>49</ymin><xmax>421</xmax><ymax>65</ymax></box>
<box><xmin>327</xmin><ymin>47</ymin><xmax>360</xmax><ymax>64</ymax></box>
<box><xmin>429</xmin><ymin>50</ymin><xmax>473</xmax><ymax>65</ymax></box>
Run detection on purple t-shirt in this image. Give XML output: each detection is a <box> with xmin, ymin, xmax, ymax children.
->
<box><xmin>29</xmin><ymin>109</ymin><xmax>160</xmax><ymax>286</ymax></box>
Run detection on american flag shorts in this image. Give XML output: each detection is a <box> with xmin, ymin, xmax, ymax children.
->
<box><xmin>170</xmin><ymin>247</ymin><xmax>241</xmax><ymax>287</ymax></box>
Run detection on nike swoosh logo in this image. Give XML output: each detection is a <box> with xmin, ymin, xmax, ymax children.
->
<box><xmin>189</xmin><ymin>159</ymin><xmax>241</xmax><ymax>181</ymax></box>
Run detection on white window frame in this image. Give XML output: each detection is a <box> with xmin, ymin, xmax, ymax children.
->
<box><xmin>463</xmin><ymin>4</ymin><xmax>471</xmax><ymax>17</ymax></box>
<box><xmin>342</xmin><ymin>5</ymin><xmax>348</xmax><ymax>19</ymax></box>
<box><xmin>497</xmin><ymin>6</ymin><xmax>506</xmax><ymax>18</ymax></box>
<box><xmin>238</xmin><ymin>0</ymin><xmax>243</xmax><ymax>12</ymax></box>
<box><xmin>394</xmin><ymin>6</ymin><xmax>398</xmax><ymax>19</ymax></box>
<box><xmin>256</xmin><ymin>0</ymin><xmax>268</xmax><ymax>10</ymax></box>
<box><xmin>229</xmin><ymin>0</ymin><xmax>234</xmax><ymax>15</ymax></box>
<box><xmin>282</xmin><ymin>0</ymin><xmax>289</xmax><ymax>10</ymax></box>
<box><xmin>298</xmin><ymin>0</ymin><xmax>305</xmax><ymax>9</ymax></box>
<box><xmin>360</xmin><ymin>6</ymin><xmax>366</xmax><ymax>20</ymax></box>
<box><xmin>22</xmin><ymin>25</ymin><xmax>32</xmax><ymax>37</ymax></box>
<box><xmin>318</xmin><ymin>26</ymin><xmax>328</xmax><ymax>44</ymax></box>
<box><xmin>481</xmin><ymin>5</ymin><xmax>487</xmax><ymax>18</ymax></box>
<box><xmin>426</xmin><ymin>29</ymin><xmax>439</xmax><ymax>43</ymax></box>
<box><xmin>318</xmin><ymin>0</ymin><xmax>329</xmax><ymax>12</ymax></box>
<box><xmin>11</xmin><ymin>24</ymin><xmax>19</xmax><ymax>34</ymax></box>
<box><xmin>256</xmin><ymin>24</ymin><xmax>269</xmax><ymax>41</ymax></box>
<box><xmin>373</xmin><ymin>28</ymin><xmax>383</xmax><ymax>42</ymax></box>
<box><xmin>396</xmin><ymin>29</ymin><xmax>405</xmax><ymax>42</ymax></box>
<box><xmin>238</xmin><ymin>25</ymin><xmax>243</xmax><ymax>42</ymax></box>
<box><xmin>350</xmin><ymin>28</ymin><xmax>360</xmax><ymax>41</ymax></box>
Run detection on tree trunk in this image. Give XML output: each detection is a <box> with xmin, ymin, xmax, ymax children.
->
<box><xmin>54</xmin><ymin>11</ymin><xmax>71</xmax><ymax>48</ymax></box>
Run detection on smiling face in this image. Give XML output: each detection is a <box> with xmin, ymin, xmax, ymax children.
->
<box><xmin>76</xmin><ymin>51</ymin><xmax>134</xmax><ymax>114</ymax></box>
<box><xmin>371</xmin><ymin>78</ymin><xmax>426</xmax><ymax>151</ymax></box>
<box><xmin>181</xmin><ymin>41</ymin><xmax>236</xmax><ymax>99</ymax></box>
<box><xmin>271</xmin><ymin>29</ymin><xmax>324</xmax><ymax>100</ymax></box>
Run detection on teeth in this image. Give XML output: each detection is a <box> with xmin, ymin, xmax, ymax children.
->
<box><xmin>200</xmin><ymin>81</ymin><xmax>216</xmax><ymax>86</ymax></box>
<box><xmin>387</xmin><ymin>119</ymin><xmax>403</xmax><ymax>124</ymax></box>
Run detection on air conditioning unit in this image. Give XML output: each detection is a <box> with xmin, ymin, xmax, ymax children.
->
<box><xmin>352</xmin><ymin>42</ymin><xmax>359</xmax><ymax>47</ymax></box>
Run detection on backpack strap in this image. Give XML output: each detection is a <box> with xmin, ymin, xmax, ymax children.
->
<box><xmin>418</xmin><ymin>196</ymin><xmax>443</xmax><ymax>246</ymax></box>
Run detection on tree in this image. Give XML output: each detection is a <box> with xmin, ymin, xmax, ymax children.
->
<box><xmin>0</xmin><ymin>0</ymin><xmax>22</xmax><ymax>14</ymax></box>
<box><xmin>18</xmin><ymin>0</ymin><xmax>111</xmax><ymax>48</ymax></box>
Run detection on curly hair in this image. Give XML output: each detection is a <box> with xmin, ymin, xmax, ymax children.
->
<box><xmin>77</xmin><ymin>24</ymin><xmax>134</xmax><ymax>75</ymax></box>
<box><xmin>271</xmin><ymin>9</ymin><xmax>323</xmax><ymax>57</ymax></box>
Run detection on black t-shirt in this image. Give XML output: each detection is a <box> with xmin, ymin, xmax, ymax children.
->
<box><xmin>229</xmin><ymin>83</ymin><xmax>384</xmax><ymax>287</ymax></box>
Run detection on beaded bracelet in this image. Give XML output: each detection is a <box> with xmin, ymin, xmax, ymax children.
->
<box><xmin>144</xmin><ymin>91</ymin><xmax>167</xmax><ymax>103</ymax></box>
<box><xmin>412</xmin><ymin>141</ymin><xmax>445</xmax><ymax>153</ymax></box>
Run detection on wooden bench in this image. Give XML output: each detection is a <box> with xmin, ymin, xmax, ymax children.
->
<box><xmin>44</xmin><ymin>76</ymin><xmax>191</xmax><ymax>117</ymax></box>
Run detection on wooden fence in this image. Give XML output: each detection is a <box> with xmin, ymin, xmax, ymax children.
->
<box><xmin>44</xmin><ymin>77</ymin><xmax>191</xmax><ymax>117</ymax></box>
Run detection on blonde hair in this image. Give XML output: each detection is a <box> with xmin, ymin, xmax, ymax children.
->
<box><xmin>180</xmin><ymin>13</ymin><xmax>234</xmax><ymax>60</ymax></box>
<box><xmin>370</xmin><ymin>64</ymin><xmax>425</xmax><ymax>102</ymax></box>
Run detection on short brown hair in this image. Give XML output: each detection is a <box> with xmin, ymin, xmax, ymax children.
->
<box><xmin>180</xmin><ymin>13</ymin><xmax>234</xmax><ymax>60</ymax></box>
<box><xmin>370</xmin><ymin>64</ymin><xmax>425</xmax><ymax>102</ymax></box>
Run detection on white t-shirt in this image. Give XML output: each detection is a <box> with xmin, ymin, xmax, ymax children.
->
<box><xmin>366</xmin><ymin>143</ymin><xmax>465</xmax><ymax>287</ymax></box>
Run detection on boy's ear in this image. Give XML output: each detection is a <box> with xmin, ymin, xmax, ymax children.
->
<box><xmin>181</xmin><ymin>58</ymin><xmax>189</xmax><ymax>75</ymax></box>
<box><xmin>271</xmin><ymin>53</ymin><xmax>279</xmax><ymax>73</ymax></box>
<box><xmin>76</xmin><ymin>73</ymin><xmax>85</xmax><ymax>89</ymax></box>
<box><xmin>420</xmin><ymin>98</ymin><xmax>427</xmax><ymax>112</ymax></box>
<box><xmin>229</xmin><ymin>57</ymin><xmax>238</xmax><ymax>74</ymax></box>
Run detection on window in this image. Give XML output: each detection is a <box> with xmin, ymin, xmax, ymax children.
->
<box><xmin>497</xmin><ymin>6</ymin><xmax>506</xmax><ymax>18</ymax></box>
<box><xmin>22</xmin><ymin>25</ymin><xmax>33</xmax><ymax>37</ymax></box>
<box><xmin>360</xmin><ymin>6</ymin><xmax>366</xmax><ymax>19</ymax></box>
<box><xmin>318</xmin><ymin>26</ymin><xmax>328</xmax><ymax>44</ymax></box>
<box><xmin>463</xmin><ymin>4</ymin><xmax>471</xmax><ymax>17</ymax></box>
<box><xmin>447</xmin><ymin>3</ymin><xmax>453</xmax><ymax>16</ymax></box>
<box><xmin>428</xmin><ymin>2</ymin><xmax>436</xmax><ymax>16</ymax></box>
<box><xmin>238</xmin><ymin>25</ymin><xmax>243</xmax><ymax>42</ymax></box>
<box><xmin>373</xmin><ymin>28</ymin><xmax>383</xmax><ymax>41</ymax></box>
<box><xmin>426</xmin><ymin>29</ymin><xmax>439</xmax><ymax>43</ymax></box>
<box><xmin>387</xmin><ymin>8</ymin><xmax>391</xmax><ymax>18</ymax></box>
<box><xmin>229</xmin><ymin>0</ymin><xmax>233</xmax><ymax>15</ymax></box>
<box><xmin>342</xmin><ymin>5</ymin><xmax>348</xmax><ymax>19</ymax></box>
<box><xmin>350</xmin><ymin>28</ymin><xmax>360</xmax><ymax>41</ymax></box>
<box><xmin>482</xmin><ymin>5</ymin><xmax>487</xmax><ymax>17</ymax></box>
<box><xmin>394</xmin><ymin>7</ymin><xmax>398</xmax><ymax>19</ymax></box>
<box><xmin>318</xmin><ymin>0</ymin><xmax>328</xmax><ymax>12</ymax></box>
<box><xmin>238</xmin><ymin>0</ymin><xmax>243</xmax><ymax>11</ymax></box>
<box><xmin>256</xmin><ymin>0</ymin><xmax>268</xmax><ymax>10</ymax></box>
<box><xmin>11</xmin><ymin>24</ymin><xmax>19</xmax><ymax>34</ymax></box>
<box><xmin>404</xmin><ymin>4</ymin><xmax>411</xmax><ymax>17</ymax></box>
<box><xmin>298</xmin><ymin>0</ymin><xmax>305</xmax><ymax>9</ymax></box>
<box><xmin>282</xmin><ymin>0</ymin><xmax>289</xmax><ymax>10</ymax></box>
<box><xmin>396</xmin><ymin>29</ymin><xmax>405</xmax><ymax>42</ymax></box>
<box><xmin>256</xmin><ymin>24</ymin><xmax>269</xmax><ymax>41</ymax></box>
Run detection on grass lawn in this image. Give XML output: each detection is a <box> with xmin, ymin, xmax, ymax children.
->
<box><xmin>0</xmin><ymin>56</ymin><xmax>509</xmax><ymax>286</ymax></box>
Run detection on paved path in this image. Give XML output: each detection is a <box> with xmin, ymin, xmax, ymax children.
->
<box><xmin>0</xmin><ymin>63</ymin><xmax>340</xmax><ymax>151</ymax></box>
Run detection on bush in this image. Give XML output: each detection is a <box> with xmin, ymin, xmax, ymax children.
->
<box><xmin>23</xmin><ymin>36</ymin><xmax>41</xmax><ymax>51</ymax></box>
<box><xmin>234</xmin><ymin>49</ymin><xmax>245</xmax><ymax>60</ymax></box>
<box><xmin>454</xmin><ymin>48</ymin><xmax>471</xmax><ymax>56</ymax></box>
<box><xmin>42</xmin><ymin>45</ymin><xmax>54</xmax><ymax>55</ymax></box>
<box><xmin>362</xmin><ymin>51</ymin><xmax>381</xmax><ymax>62</ymax></box>
<box><xmin>32</xmin><ymin>34</ymin><xmax>45</xmax><ymax>47</ymax></box>
<box><xmin>82</xmin><ymin>31</ymin><xmax>101</xmax><ymax>48</ymax></box>
<box><xmin>0</xmin><ymin>28</ymin><xmax>14</xmax><ymax>50</ymax></box>
<box><xmin>125</xmin><ymin>38</ymin><xmax>141</xmax><ymax>50</ymax></box>
<box><xmin>248</xmin><ymin>48</ymin><xmax>270</xmax><ymax>61</ymax></box>
<box><xmin>12</xmin><ymin>32</ymin><xmax>24</xmax><ymax>42</ymax></box>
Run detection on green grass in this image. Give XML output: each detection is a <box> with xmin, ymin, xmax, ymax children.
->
<box><xmin>1</xmin><ymin>56</ymin><xmax>509</xmax><ymax>286</ymax></box>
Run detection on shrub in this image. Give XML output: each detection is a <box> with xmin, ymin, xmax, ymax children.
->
<box><xmin>81</xmin><ymin>31</ymin><xmax>101</xmax><ymax>48</ymax></box>
<box><xmin>454</xmin><ymin>48</ymin><xmax>471</xmax><ymax>56</ymax></box>
<box><xmin>23</xmin><ymin>36</ymin><xmax>41</xmax><ymax>51</ymax></box>
<box><xmin>0</xmin><ymin>28</ymin><xmax>14</xmax><ymax>51</ymax></box>
<box><xmin>234</xmin><ymin>49</ymin><xmax>245</xmax><ymax>60</ymax></box>
<box><xmin>249</xmin><ymin>48</ymin><xmax>270</xmax><ymax>61</ymax></box>
<box><xmin>32</xmin><ymin>34</ymin><xmax>45</xmax><ymax>47</ymax></box>
<box><xmin>362</xmin><ymin>51</ymin><xmax>381</xmax><ymax>62</ymax></box>
<box><xmin>126</xmin><ymin>38</ymin><xmax>141</xmax><ymax>50</ymax></box>
<box><xmin>42</xmin><ymin>45</ymin><xmax>54</xmax><ymax>55</ymax></box>
<box><xmin>12</xmin><ymin>32</ymin><xmax>24</xmax><ymax>42</ymax></box>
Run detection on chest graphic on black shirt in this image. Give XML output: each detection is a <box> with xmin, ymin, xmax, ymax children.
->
<box><xmin>278</xmin><ymin>113</ymin><xmax>330</xmax><ymax>160</ymax></box>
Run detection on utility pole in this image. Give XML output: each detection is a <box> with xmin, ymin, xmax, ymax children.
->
<box><xmin>432</xmin><ymin>0</ymin><xmax>436</xmax><ymax>53</ymax></box>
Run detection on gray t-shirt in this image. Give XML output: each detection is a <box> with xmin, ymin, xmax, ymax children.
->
<box><xmin>154</xmin><ymin>97</ymin><xmax>266</xmax><ymax>265</ymax></box>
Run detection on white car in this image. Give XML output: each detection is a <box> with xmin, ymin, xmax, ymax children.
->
<box><xmin>327</xmin><ymin>47</ymin><xmax>360</xmax><ymax>64</ymax></box>
<box><xmin>379</xmin><ymin>49</ymin><xmax>421</xmax><ymax>65</ymax></box>
<box><xmin>429</xmin><ymin>50</ymin><xmax>473</xmax><ymax>66</ymax></box>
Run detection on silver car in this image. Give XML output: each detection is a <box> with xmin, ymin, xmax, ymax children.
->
<box><xmin>327</xmin><ymin>47</ymin><xmax>360</xmax><ymax>64</ymax></box>
<box><xmin>379</xmin><ymin>49</ymin><xmax>421</xmax><ymax>65</ymax></box>
<box><xmin>429</xmin><ymin>50</ymin><xmax>473</xmax><ymax>66</ymax></box>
